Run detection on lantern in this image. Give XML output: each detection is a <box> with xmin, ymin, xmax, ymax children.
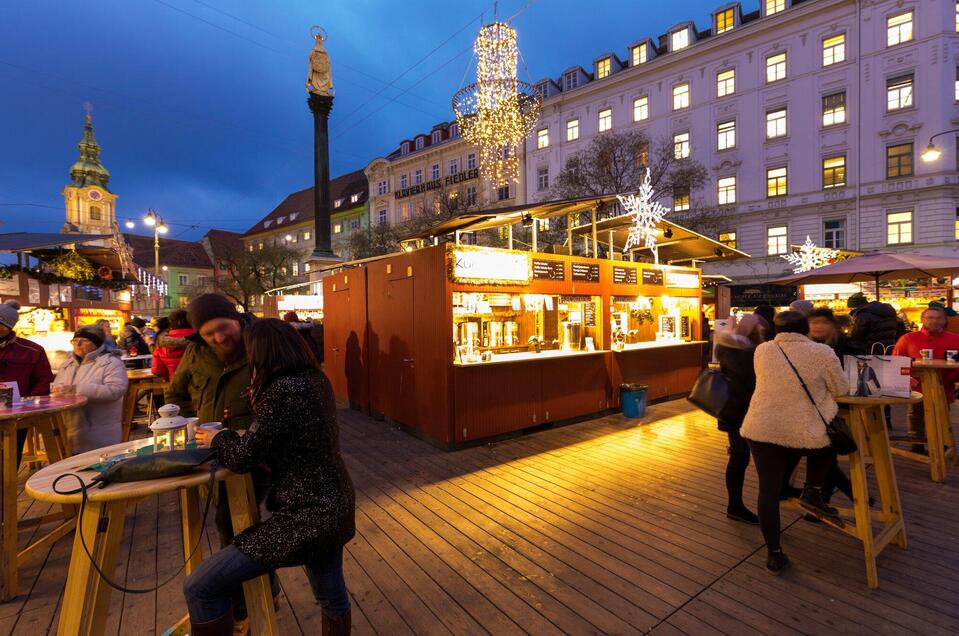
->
<box><xmin>150</xmin><ymin>403</ymin><xmax>188</xmax><ymax>452</ymax></box>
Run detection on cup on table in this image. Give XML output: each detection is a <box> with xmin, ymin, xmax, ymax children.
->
<box><xmin>195</xmin><ymin>421</ymin><xmax>224</xmax><ymax>447</ymax></box>
<box><xmin>51</xmin><ymin>384</ymin><xmax>75</xmax><ymax>397</ymax></box>
<box><xmin>946</xmin><ymin>349</ymin><xmax>958</xmax><ymax>362</ymax></box>
<box><xmin>0</xmin><ymin>387</ymin><xmax>13</xmax><ymax>408</ymax></box>
<box><xmin>919</xmin><ymin>349</ymin><xmax>934</xmax><ymax>361</ymax></box>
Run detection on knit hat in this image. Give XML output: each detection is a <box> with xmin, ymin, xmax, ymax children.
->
<box><xmin>187</xmin><ymin>293</ymin><xmax>241</xmax><ymax>331</ymax></box>
<box><xmin>0</xmin><ymin>300</ymin><xmax>20</xmax><ymax>329</ymax></box>
<box><xmin>129</xmin><ymin>317</ymin><xmax>147</xmax><ymax>329</ymax></box>
<box><xmin>928</xmin><ymin>300</ymin><xmax>947</xmax><ymax>311</ymax></box>
<box><xmin>847</xmin><ymin>292</ymin><xmax>868</xmax><ymax>309</ymax></box>
<box><xmin>73</xmin><ymin>325</ymin><xmax>105</xmax><ymax>348</ymax></box>
<box><xmin>789</xmin><ymin>300</ymin><xmax>814</xmax><ymax>317</ymax></box>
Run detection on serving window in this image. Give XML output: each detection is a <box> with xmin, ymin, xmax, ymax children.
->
<box><xmin>609</xmin><ymin>295</ymin><xmax>700</xmax><ymax>349</ymax></box>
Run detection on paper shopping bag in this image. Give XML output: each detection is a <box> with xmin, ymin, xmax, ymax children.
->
<box><xmin>844</xmin><ymin>355</ymin><xmax>912</xmax><ymax>398</ymax></box>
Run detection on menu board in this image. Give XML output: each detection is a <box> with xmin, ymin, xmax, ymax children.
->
<box><xmin>571</xmin><ymin>262</ymin><xmax>600</xmax><ymax>282</ymax></box>
<box><xmin>612</xmin><ymin>266</ymin><xmax>637</xmax><ymax>285</ymax></box>
<box><xmin>583</xmin><ymin>301</ymin><xmax>596</xmax><ymax>327</ymax></box>
<box><xmin>532</xmin><ymin>259</ymin><xmax>565</xmax><ymax>281</ymax></box>
<box><xmin>641</xmin><ymin>268</ymin><xmax>664</xmax><ymax>286</ymax></box>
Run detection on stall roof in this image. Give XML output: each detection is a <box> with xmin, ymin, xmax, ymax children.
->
<box><xmin>0</xmin><ymin>232</ymin><xmax>111</xmax><ymax>252</ymax></box>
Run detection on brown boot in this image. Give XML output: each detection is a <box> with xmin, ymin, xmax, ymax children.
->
<box><xmin>322</xmin><ymin>608</ymin><xmax>351</xmax><ymax>636</ymax></box>
<box><xmin>190</xmin><ymin>609</ymin><xmax>235</xmax><ymax>636</ymax></box>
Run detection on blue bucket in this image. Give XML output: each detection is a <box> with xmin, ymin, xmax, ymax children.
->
<box><xmin>620</xmin><ymin>384</ymin><xmax>648</xmax><ymax>418</ymax></box>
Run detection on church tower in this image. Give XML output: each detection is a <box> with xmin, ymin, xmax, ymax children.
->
<box><xmin>62</xmin><ymin>114</ymin><xmax>118</xmax><ymax>235</ymax></box>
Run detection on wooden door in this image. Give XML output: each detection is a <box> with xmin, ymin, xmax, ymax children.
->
<box><xmin>382</xmin><ymin>276</ymin><xmax>417</xmax><ymax>427</ymax></box>
<box><xmin>323</xmin><ymin>270</ymin><xmax>369</xmax><ymax>412</ymax></box>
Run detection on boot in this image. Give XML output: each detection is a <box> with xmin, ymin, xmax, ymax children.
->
<box><xmin>766</xmin><ymin>549</ymin><xmax>789</xmax><ymax>574</ymax></box>
<box><xmin>799</xmin><ymin>484</ymin><xmax>841</xmax><ymax>522</ymax></box>
<box><xmin>726</xmin><ymin>505</ymin><xmax>759</xmax><ymax>525</ymax></box>
<box><xmin>322</xmin><ymin>608</ymin><xmax>352</xmax><ymax>636</ymax></box>
<box><xmin>190</xmin><ymin>609</ymin><xmax>235</xmax><ymax>636</ymax></box>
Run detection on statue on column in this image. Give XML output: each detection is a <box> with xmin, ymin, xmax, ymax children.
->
<box><xmin>306</xmin><ymin>27</ymin><xmax>334</xmax><ymax>96</ymax></box>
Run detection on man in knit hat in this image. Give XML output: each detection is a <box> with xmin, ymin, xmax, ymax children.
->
<box><xmin>0</xmin><ymin>300</ymin><xmax>55</xmax><ymax>466</ymax></box>
<box><xmin>847</xmin><ymin>292</ymin><xmax>904</xmax><ymax>353</ymax></box>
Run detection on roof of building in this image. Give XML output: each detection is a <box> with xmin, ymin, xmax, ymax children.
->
<box><xmin>0</xmin><ymin>232</ymin><xmax>112</xmax><ymax>252</ymax></box>
<box><xmin>202</xmin><ymin>229</ymin><xmax>243</xmax><ymax>259</ymax></box>
<box><xmin>123</xmin><ymin>233</ymin><xmax>213</xmax><ymax>270</ymax></box>
<box><xmin>69</xmin><ymin>115</ymin><xmax>111</xmax><ymax>191</ymax></box>
<box><xmin>243</xmin><ymin>169</ymin><xmax>368</xmax><ymax>237</ymax></box>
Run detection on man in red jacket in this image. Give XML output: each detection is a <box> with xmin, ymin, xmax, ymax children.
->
<box><xmin>0</xmin><ymin>300</ymin><xmax>55</xmax><ymax>466</ymax></box>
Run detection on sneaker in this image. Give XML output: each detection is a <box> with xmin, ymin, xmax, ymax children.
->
<box><xmin>802</xmin><ymin>513</ymin><xmax>822</xmax><ymax>524</ymax></box>
<box><xmin>799</xmin><ymin>484</ymin><xmax>842</xmax><ymax>522</ymax></box>
<box><xmin>779</xmin><ymin>485</ymin><xmax>802</xmax><ymax>501</ymax></box>
<box><xmin>766</xmin><ymin>549</ymin><xmax>789</xmax><ymax>574</ymax></box>
<box><xmin>726</xmin><ymin>507</ymin><xmax>759</xmax><ymax>525</ymax></box>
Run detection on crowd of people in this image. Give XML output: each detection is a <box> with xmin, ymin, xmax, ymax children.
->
<box><xmin>714</xmin><ymin>295</ymin><xmax>959</xmax><ymax>575</ymax></box>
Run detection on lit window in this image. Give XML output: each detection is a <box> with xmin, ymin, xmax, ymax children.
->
<box><xmin>564</xmin><ymin>71</ymin><xmax>579</xmax><ymax>91</ymax></box>
<box><xmin>432</xmin><ymin>130</ymin><xmax>442</xmax><ymax>144</ymax></box>
<box><xmin>400</xmin><ymin>174</ymin><xmax>408</xmax><ymax>189</ymax></box>
<box><xmin>766</xmin><ymin>166</ymin><xmax>787</xmax><ymax>197</ymax></box>
<box><xmin>886</xmin><ymin>143</ymin><xmax>913</xmax><ymax>179</ymax></box>
<box><xmin>351</xmin><ymin>193</ymin><xmax>360</xmax><ymax>203</ymax></box>
<box><xmin>767</xmin><ymin>226</ymin><xmax>788</xmax><ymax>255</ymax></box>
<box><xmin>717</xmin><ymin>69</ymin><xmax>735</xmax><ymax>97</ymax></box>
<box><xmin>537</xmin><ymin>219</ymin><xmax>550</xmax><ymax>232</ymax></box>
<box><xmin>537</xmin><ymin>165</ymin><xmax>549</xmax><ymax>191</ymax></box>
<box><xmin>304</xmin><ymin>232</ymin><xmax>310</xmax><ymax>240</ymax></box>
<box><xmin>248</xmin><ymin>244</ymin><xmax>253</xmax><ymax>252</ymax></box>
<box><xmin>766</xmin><ymin>52</ymin><xmax>787</xmax><ymax>83</ymax></box>
<box><xmin>824</xmin><ymin>219</ymin><xmax>845</xmax><ymax>250</ymax></box>
<box><xmin>956</xmin><ymin>1</ymin><xmax>959</xmax><ymax>33</ymax></box>
<box><xmin>766</xmin><ymin>0</ymin><xmax>786</xmax><ymax>15</ymax></box>
<box><xmin>636</xmin><ymin>143</ymin><xmax>649</xmax><ymax>168</ymax></box>
<box><xmin>598</xmin><ymin>107</ymin><xmax>612</xmax><ymax>132</ymax></box>
<box><xmin>887</xmin><ymin>210</ymin><xmax>913</xmax><ymax>245</ymax></box>
<box><xmin>822</xmin><ymin>155</ymin><xmax>846</xmax><ymax>189</ymax></box>
<box><xmin>415</xmin><ymin>137</ymin><xmax>424</xmax><ymax>150</ymax></box>
<box><xmin>673</xmin><ymin>188</ymin><xmax>690</xmax><ymax>211</ymax></box>
<box><xmin>633</xmin><ymin>96</ymin><xmax>648</xmax><ymax>122</ymax></box>
<box><xmin>955</xmin><ymin>208</ymin><xmax>959</xmax><ymax>240</ymax></box>
<box><xmin>887</xmin><ymin>75</ymin><xmax>913</xmax><ymax>111</ymax></box>
<box><xmin>822</xmin><ymin>34</ymin><xmax>845</xmax><ymax>66</ymax></box>
<box><xmin>717</xmin><ymin>120</ymin><xmax>736</xmax><ymax>150</ymax></box>
<box><xmin>449</xmin><ymin>159</ymin><xmax>458</xmax><ymax>175</ymax></box>
<box><xmin>537</xmin><ymin>128</ymin><xmax>549</xmax><ymax>149</ymax></box>
<box><xmin>414</xmin><ymin>169</ymin><xmax>423</xmax><ymax>185</ymax></box>
<box><xmin>597</xmin><ymin>57</ymin><xmax>611</xmax><ymax>79</ymax></box>
<box><xmin>956</xmin><ymin>67</ymin><xmax>959</xmax><ymax>101</ymax></box>
<box><xmin>822</xmin><ymin>92</ymin><xmax>846</xmax><ymax>126</ymax></box>
<box><xmin>631</xmin><ymin>43</ymin><xmax>647</xmax><ymax>66</ymax></box>
<box><xmin>467</xmin><ymin>153</ymin><xmax>476</xmax><ymax>170</ymax></box>
<box><xmin>716</xmin><ymin>8</ymin><xmax>735</xmax><ymax>34</ymax></box>
<box><xmin>334</xmin><ymin>198</ymin><xmax>343</xmax><ymax>208</ymax></box>
<box><xmin>887</xmin><ymin>11</ymin><xmax>913</xmax><ymax>47</ymax></box>
<box><xmin>766</xmin><ymin>108</ymin><xmax>787</xmax><ymax>139</ymax></box>
<box><xmin>672</xmin><ymin>28</ymin><xmax>690</xmax><ymax>51</ymax></box>
<box><xmin>292</xmin><ymin>262</ymin><xmax>299</xmax><ymax>276</ymax></box>
<box><xmin>673</xmin><ymin>83</ymin><xmax>690</xmax><ymax>110</ymax></box>
<box><xmin>258</xmin><ymin>242</ymin><xmax>264</xmax><ymax>251</ymax></box>
<box><xmin>719</xmin><ymin>231</ymin><xmax>737</xmax><ymax>249</ymax></box>
<box><xmin>89</xmin><ymin>205</ymin><xmax>101</xmax><ymax>221</ymax></box>
<box><xmin>399</xmin><ymin>203</ymin><xmax>409</xmax><ymax>220</ymax></box>
<box><xmin>566</xmin><ymin>118</ymin><xmax>579</xmax><ymax>141</ymax></box>
<box><xmin>673</xmin><ymin>132</ymin><xmax>690</xmax><ymax>159</ymax></box>
<box><xmin>718</xmin><ymin>176</ymin><xmax>736</xmax><ymax>205</ymax></box>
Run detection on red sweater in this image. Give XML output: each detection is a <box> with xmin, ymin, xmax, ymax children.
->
<box><xmin>892</xmin><ymin>328</ymin><xmax>959</xmax><ymax>402</ymax></box>
<box><xmin>0</xmin><ymin>335</ymin><xmax>54</xmax><ymax>396</ymax></box>
<box><xmin>151</xmin><ymin>328</ymin><xmax>195</xmax><ymax>381</ymax></box>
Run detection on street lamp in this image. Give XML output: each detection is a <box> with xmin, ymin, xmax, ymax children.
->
<box><xmin>920</xmin><ymin>129</ymin><xmax>959</xmax><ymax>162</ymax></box>
<box><xmin>143</xmin><ymin>208</ymin><xmax>168</xmax><ymax>317</ymax></box>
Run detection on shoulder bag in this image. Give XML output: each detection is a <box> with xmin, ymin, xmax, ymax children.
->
<box><xmin>777</xmin><ymin>344</ymin><xmax>857</xmax><ymax>455</ymax></box>
<box><xmin>686</xmin><ymin>367</ymin><xmax>730</xmax><ymax>418</ymax></box>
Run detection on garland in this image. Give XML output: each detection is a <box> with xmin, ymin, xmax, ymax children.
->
<box><xmin>49</xmin><ymin>250</ymin><xmax>96</xmax><ymax>282</ymax></box>
<box><xmin>0</xmin><ymin>266</ymin><xmax>11</xmax><ymax>280</ymax></box>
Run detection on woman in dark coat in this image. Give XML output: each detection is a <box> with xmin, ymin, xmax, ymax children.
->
<box><xmin>714</xmin><ymin>314</ymin><xmax>765</xmax><ymax>524</ymax></box>
<box><xmin>188</xmin><ymin>318</ymin><xmax>355</xmax><ymax>635</ymax></box>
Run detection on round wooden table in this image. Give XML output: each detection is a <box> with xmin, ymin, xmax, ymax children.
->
<box><xmin>909</xmin><ymin>359</ymin><xmax>959</xmax><ymax>482</ymax></box>
<box><xmin>0</xmin><ymin>395</ymin><xmax>87</xmax><ymax>602</ymax></box>
<box><xmin>26</xmin><ymin>440</ymin><xmax>278</xmax><ymax>636</ymax></box>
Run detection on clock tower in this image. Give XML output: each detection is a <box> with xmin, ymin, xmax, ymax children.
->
<box><xmin>62</xmin><ymin>114</ymin><xmax>118</xmax><ymax>236</ymax></box>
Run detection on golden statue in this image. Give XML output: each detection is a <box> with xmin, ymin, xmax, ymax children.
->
<box><xmin>306</xmin><ymin>28</ymin><xmax>334</xmax><ymax>96</ymax></box>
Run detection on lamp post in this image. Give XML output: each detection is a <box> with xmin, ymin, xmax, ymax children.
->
<box><xmin>920</xmin><ymin>129</ymin><xmax>959</xmax><ymax>163</ymax></box>
<box><xmin>143</xmin><ymin>209</ymin><xmax>168</xmax><ymax>317</ymax></box>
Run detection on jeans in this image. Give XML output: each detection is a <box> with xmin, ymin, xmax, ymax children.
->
<box><xmin>183</xmin><ymin>545</ymin><xmax>350</xmax><ymax>624</ymax></box>
<box><xmin>725</xmin><ymin>429</ymin><xmax>751</xmax><ymax>510</ymax></box>
<box><xmin>15</xmin><ymin>428</ymin><xmax>27</xmax><ymax>468</ymax></box>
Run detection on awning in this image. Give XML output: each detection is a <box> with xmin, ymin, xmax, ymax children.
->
<box><xmin>0</xmin><ymin>232</ymin><xmax>111</xmax><ymax>252</ymax></box>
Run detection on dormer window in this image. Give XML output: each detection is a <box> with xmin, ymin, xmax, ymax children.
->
<box><xmin>564</xmin><ymin>71</ymin><xmax>579</xmax><ymax>91</ymax></box>
<box><xmin>277</xmin><ymin>216</ymin><xmax>285</xmax><ymax>224</ymax></box>
<box><xmin>671</xmin><ymin>27</ymin><xmax>690</xmax><ymax>51</ymax></box>
<box><xmin>535</xmin><ymin>81</ymin><xmax>547</xmax><ymax>99</ymax></box>
<box><xmin>596</xmin><ymin>57</ymin><xmax>611</xmax><ymax>79</ymax></box>
<box><xmin>631</xmin><ymin>43</ymin><xmax>647</xmax><ymax>66</ymax></box>
<box><xmin>289</xmin><ymin>212</ymin><xmax>299</xmax><ymax>221</ymax></box>
<box><xmin>765</xmin><ymin>0</ymin><xmax>786</xmax><ymax>16</ymax></box>
<box><xmin>263</xmin><ymin>220</ymin><xmax>273</xmax><ymax>229</ymax></box>
<box><xmin>350</xmin><ymin>193</ymin><xmax>360</xmax><ymax>203</ymax></box>
<box><xmin>715</xmin><ymin>8</ymin><xmax>735</xmax><ymax>34</ymax></box>
<box><xmin>334</xmin><ymin>198</ymin><xmax>344</xmax><ymax>208</ymax></box>
<box><xmin>432</xmin><ymin>130</ymin><xmax>442</xmax><ymax>144</ymax></box>
<box><xmin>450</xmin><ymin>124</ymin><xmax>459</xmax><ymax>138</ymax></box>
<box><xmin>415</xmin><ymin>137</ymin><xmax>424</xmax><ymax>150</ymax></box>
<box><xmin>401</xmin><ymin>142</ymin><xmax>410</xmax><ymax>155</ymax></box>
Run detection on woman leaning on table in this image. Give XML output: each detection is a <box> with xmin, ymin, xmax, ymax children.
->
<box><xmin>189</xmin><ymin>318</ymin><xmax>355</xmax><ymax>635</ymax></box>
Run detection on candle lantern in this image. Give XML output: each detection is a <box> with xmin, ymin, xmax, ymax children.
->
<box><xmin>150</xmin><ymin>403</ymin><xmax>188</xmax><ymax>452</ymax></box>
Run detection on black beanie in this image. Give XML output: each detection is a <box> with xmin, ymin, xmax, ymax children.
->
<box><xmin>74</xmin><ymin>325</ymin><xmax>105</xmax><ymax>348</ymax></box>
<box><xmin>187</xmin><ymin>293</ymin><xmax>241</xmax><ymax>331</ymax></box>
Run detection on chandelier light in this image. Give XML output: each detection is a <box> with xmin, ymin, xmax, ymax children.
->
<box><xmin>452</xmin><ymin>22</ymin><xmax>541</xmax><ymax>187</ymax></box>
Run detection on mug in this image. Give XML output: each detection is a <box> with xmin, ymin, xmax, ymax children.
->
<box><xmin>199</xmin><ymin>421</ymin><xmax>224</xmax><ymax>433</ymax></box>
<box><xmin>919</xmin><ymin>349</ymin><xmax>934</xmax><ymax>361</ymax></box>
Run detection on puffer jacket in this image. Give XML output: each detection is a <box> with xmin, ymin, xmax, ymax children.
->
<box><xmin>714</xmin><ymin>332</ymin><xmax>757</xmax><ymax>432</ymax></box>
<box><xmin>53</xmin><ymin>346</ymin><xmax>129</xmax><ymax>454</ymax></box>
<box><xmin>118</xmin><ymin>325</ymin><xmax>149</xmax><ymax>355</ymax></box>
<box><xmin>741</xmin><ymin>332</ymin><xmax>849</xmax><ymax>449</ymax></box>
<box><xmin>151</xmin><ymin>328</ymin><xmax>194</xmax><ymax>381</ymax></box>
<box><xmin>850</xmin><ymin>302</ymin><xmax>905</xmax><ymax>352</ymax></box>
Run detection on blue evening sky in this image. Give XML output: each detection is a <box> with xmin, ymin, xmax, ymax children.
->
<box><xmin>0</xmin><ymin>0</ymin><xmax>756</xmax><ymax>240</ymax></box>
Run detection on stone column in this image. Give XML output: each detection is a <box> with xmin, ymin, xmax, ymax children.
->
<box><xmin>307</xmin><ymin>93</ymin><xmax>339</xmax><ymax>262</ymax></box>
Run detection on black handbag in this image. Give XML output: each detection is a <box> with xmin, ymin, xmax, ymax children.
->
<box><xmin>777</xmin><ymin>344</ymin><xmax>857</xmax><ymax>455</ymax></box>
<box><xmin>686</xmin><ymin>367</ymin><xmax>730</xmax><ymax>418</ymax></box>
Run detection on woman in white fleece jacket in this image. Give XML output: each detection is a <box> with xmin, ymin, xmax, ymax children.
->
<box><xmin>740</xmin><ymin>311</ymin><xmax>849</xmax><ymax>574</ymax></box>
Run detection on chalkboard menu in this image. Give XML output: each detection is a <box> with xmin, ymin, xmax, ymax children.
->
<box><xmin>532</xmin><ymin>259</ymin><xmax>565</xmax><ymax>280</ymax></box>
<box><xmin>612</xmin><ymin>266</ymin><xmax>638</xmax><ymax>285</ymax></box>
<box><xmin>641</xmin><ymin>268</ymin><xmax>664</xmax><ymax>286</ymax></box>
<box><xmin>571</xmin><ymin>262</ymin><xmax>600</xmax><ymax>282</ymax></box>
<box><xmin>583</xmin><ymin>302</ymin><xmax>596</xmax><ymax>327</ymax></box>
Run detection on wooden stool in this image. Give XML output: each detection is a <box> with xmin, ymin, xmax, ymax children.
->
<box><xmin>896</xmin><ymin>362</ymin><xmax>958</xmax><ymax>482</ymax></box>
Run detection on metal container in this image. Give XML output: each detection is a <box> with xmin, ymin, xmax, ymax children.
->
<box><xmin>562</xmin><ymin>321</ymin><xmax>583</xmax><ymax>351</ymax></box>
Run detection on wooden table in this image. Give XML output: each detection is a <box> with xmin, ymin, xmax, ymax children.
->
<box><xmin>122</xmin><ymin>369</ymin><xmax>168</xmax><ymax>442</ymax></box>
<box><xmin>25</xmin><ymin>440</ymin><xmax>278</xmax><ymax>636</ymax></box>
<box><xmin>905</xmin><ymin>360</ymin><xmax>959</xmax><ymax>482</ymax></box>
<box><xmin>0</xmin><ymin>395</ymin><xmax>87</xmax><ymax>601</ymax></box>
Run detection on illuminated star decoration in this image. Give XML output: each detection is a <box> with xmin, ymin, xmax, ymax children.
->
<box><xmin>617</xmin><ymin>168</ymin><xmax>670</xmax><ymax>263</ymax></box>
<box><xmin>781</xmin><ymin>235</ymin><xmax>839</xmax><ymax>273</ymax></box>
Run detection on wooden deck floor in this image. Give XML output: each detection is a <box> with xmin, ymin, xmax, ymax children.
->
<box><xmin>3</xmin><ymin>399</ymin><xmax>959</xmax><ymax>635</ymax></box>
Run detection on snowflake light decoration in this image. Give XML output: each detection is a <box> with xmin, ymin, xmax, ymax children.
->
<box><xmin>781</xmin><ymin>235</ymin><xmax>839</xmax><ymax>273</ymax></box>
<box><xmin>617</xmin><ymin>168</ymin><xmax>670</xmax><ymax>263</ymax></box>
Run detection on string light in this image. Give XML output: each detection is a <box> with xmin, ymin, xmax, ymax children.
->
<box><xmin>617</xmin><ymin>168</ymin><xmax>670</xmax><ymax>263</ymax></box>
<box><xmin>781</xmin><ymin>235</ymin><xmax>838</xmax><ymax>273</ymax></box>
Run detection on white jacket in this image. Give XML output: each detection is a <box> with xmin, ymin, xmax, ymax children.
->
<box><xmin>53</xmin><ymin>346</ymin><xmax>129</xmax><ymax>454</ymax></box>
<box><xmin>741</xmin><ymin>332</ymin><xmax>849</xmax><ymax>449</ymax></box>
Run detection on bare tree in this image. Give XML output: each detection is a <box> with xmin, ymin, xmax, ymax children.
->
<box><xmin>216</xmin><ymin>242</ymin><xmax>304</xmax><ymax>312</ymax></box>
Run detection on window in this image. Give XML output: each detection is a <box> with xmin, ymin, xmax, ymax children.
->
<box><xmin>350</xmin><ymin>218</ymin><xmax>360</xmax><ymax>231</ymax></box>
<box><xmin>350</xmin><ymin>193</ymin><xmax>360</xmax><ymax>203</ymax></box>
<box><xmin>178</xmin><ymin>274</ymin><xmax>189</xmax><ymax>286</ymax></box>
<box><xmin>766</xmin><ymin>108</ymin><xmax>787</xmax><ymax>139</ymax></box>
<box><xmin>258</xmin><ymin>242</ymin><xmax>264</xmax><ymax>250</ymax></box>
<box><xmin>415</xmin><ymin>137</ymin><xmax>424</xmax><ymax>150</ymax></box>
<box><xmin>767</xmin><ymin>226</ymin><xmax>788</xmax><ymax>255</ymax></box>
<box><xmin>766</xmin><ymin>166</ymin><xmax>788</xmax><ymax>197</ymax></box>
<box><xmin>673</xmin><ymin>132</ymin><xmax>690</xmax><ymax>159</ymax></box>
<box><xmin>378</xmin><ymin>209</ymin><xmax>388</xmax><ymax>225</ymax></box>
<box><xmin>431</xmin><ymin>164</ymin><xmax>440</xmax><ymax>180</ymax></box>
<box><xmin>956</xmin><ymin>208</ymin><xmax>959</xmax><ymax>240</ymax></box>
<box><xmin>719</xmin><ymin>231</ymin><xmax>737</xmax><ymax>249</ymax></box>
<box><xmin>497</xmin><ymin>185</ymin><xmax>511</xmax><ymax>201</ymax></box>
<box><xmin>399</xmin><ymin>203</ymin><xmax>409</xmax><ymax>220</ymax></box>
<box><xmin>766</xmin><ymin>52</ymin><xmax>786</xmax><ymax>83</ymax></box>
<box><xmin>247</xmin><ymin>244</ymin><xmax>253</xmax><ymax>253</ymax></box>
<box><xmin>718</xmin><ymin>176</ymin><xmax>736</xmax><ymax>205</ymax></box>
<box><xmin>886</xmin><ymin>143</ymin><xmax>913</xmax><ymax>179</ymax></box>
<box><xmin>466</xmin><ymin>186</ymin><xmax>477</xmax><ymax>206</ymax></box>
<box><xmin>467</xmin><ymin>153</ymin><xmax>476</xmax><ymax>170</ymax></box>
<box><xmin>673</xmin><ymin>83</ymin><xmax>690</xmax><ymax>110</ymax></box>
<box><xmin>448</xmin><ymin>159</ymin><xmax>458</xmax><ymax>175</ymax></box>
<box><xmin>956</xmin><ymin>67</ymin><xmax>959</xmax><ymax>101</ymax></box>
<box><xmin>377</xmin><ymin>180</ymin><xmax>388</xmax><ymax>195</ymax></box>
<box><xmin>636</xmin><ymin>142</ymin><xmax>649</xmax><ymax>168</ymax></box>
<box><xmin>633</xmin><ymin>96</ymin><xmax>648</xmax><ymax>121</ymax></box>
<box><xmin>399</xmin><ymin>174</ymin><xmax>408</xmax><ymax>189</ymax></box>
<box><xmin>597</xmin><ymin>57</ymin><xmax>611</xmax><ymax>79</ymax></box>
<box><xmin>292</xmin><ymin>262</ymin><xmax>299</xmax><ymax>276</ymax></box>
<box><xmin>333</xmin><ymin>223</ymin><xmax>342</xmax><ymax>234</ymax></box>
<box><xmin>598</xmin><ymin>107</ymin><xmax>612</xmax><ymax>132</ymax></box>
<box><xmin>333</xmin><ymin>198</ymin><xmax>343</xmax><ymax>208</ymax></box>
<box><xmin>823</xmin><ymin>219</ymin><xmax>846</xmax><ymax>249</ymax></box>
<box><xmin>717</xmin><ymin>69</ymin><xmax>735</xmax><ymax>97</ymax></box>
<box><xmin>673</xmin><ymin>188</ymin><xmax>690</xmax><ymax>212</ymax></box>
<box><xmin>822</xmin><ymin>155</ymin><xmax>846</xmax><ymax>189</ymax></box>
<box><xmin>413</xmin><ymin>169</ymin><xmax>422</xmax><ymax>185</ymax></box>
<box><xmin>304</xmin><ymin>231</ymin><xmax>310</xmax><ymax>240</ymax></box>
<box><xmin>886</xmin><ymin>75</ymin><xmax>913</xmax><ymax>111</ymax></box>
<box><xmin>822</xmin><ymin>92</ymin><xmax>846</xmax><ymax>126</ymax></box>
<box><xmin>717</xmin><ymin>120</ymin><xmax>736</xmax><ymax>150</ymax></box>
<box><xmin>450</xmin><ymin>124</ymin><xmax>459</xmax><ymax>138</ymax></box>
<box><xmin>537</xmin><ymin>219</ymin><xmax>550</xmax><ymax>232</ymax></box>
<box><xmin>886</xmin><ymin>210</ymin><xmax>913</xmax><ymax>245</ymax></box>
<box><xmin>537</xmin><ymin>128</ymin><xmax>549</xmax><ymax>149</ymax></box>
<box><xmin>432</xmin><ymin>130</ymin><xmax>442</xmax><ymax>144</ymax></box>
<box><xmin>631</xmin><ymin>42</ymin><xmax>648</xmax><ymax>66</ymax></box>
<box><xmin>823</xmin><ymin>34</ymin><xmax>845</xmax><ymax>66</ymax></box>
<box><xmin>766</xmin><ymin>0</ymin><xmax>785</xmax><ymax>15</ymax></box>
<box><xmin>887</xmin><ymin>11</ymin><xmax>913</xmax><ymax>47</ymax></box>
<box><xmin>671</xmin><ymin>28</ymin><xmax>689</xmax><ymax>51</ymax></box>
<box><xmin>716</xmin><ymin>8</ymin><xmax>735</xmax><ymax>34</ymax></box>
<box><xmin>401</xmin><ymin>142</ymin><xmax>410</xmax><ymax>155</ymax></box>
<box><xmin>564</xmin><ymin>71</ymin><xmax>579</xmax><ymax>91</ymax></box>
<box><xmin>956</xmin><ymin>1</ymin><xmax>959</xmax><ymax>33</ymax></box>
<box><xmin>88</xmin><ymin>205</ymin><xmax>101</xmax><ymax>220</ymax></box>
<box><xmin>537</xmin><ymin>165</ymin><xmax>549</xmax><ymax>191</ymax></box>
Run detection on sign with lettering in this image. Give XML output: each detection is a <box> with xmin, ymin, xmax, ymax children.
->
<box><xmin>612</xmin><ymin>266</ymin><xmax>637</xmax><ymax>285</ymax></box>
<box><xmin>665</xmin><ymin>271</ymin><xmax>699</xmax><ymax>289</ymax></box>
<box><xmin>641</xmin><ymin>268</ymin><xmax>663</xmax><ymax>286</ymax></box>
<box><xmin>532</xmin><ymin>259</ymin><xmax>565</xmax><ymax>280</ymax></box>
<box><xmin>571</xmin><ymin>262</ymin><xmax>600</xmax><ymax>283</ymax></box>
<box><xmin>394</xmin><ymin>168</ymin><xmax>480</xmax><ymax>199</ymax></box>
<box><xmin>728</xmin><ymin>284</ymin><xmax>798</xmax><ymax>308</ymax></box>
<box><xmin>450</xmin><ymin>248</ymin><xmax>530</xmax><ymax>285</ymax></box>
<box><xmin>583</xmin><ymin>302</ymin><xmax>596</xmax><ymax>327</ymax></box>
